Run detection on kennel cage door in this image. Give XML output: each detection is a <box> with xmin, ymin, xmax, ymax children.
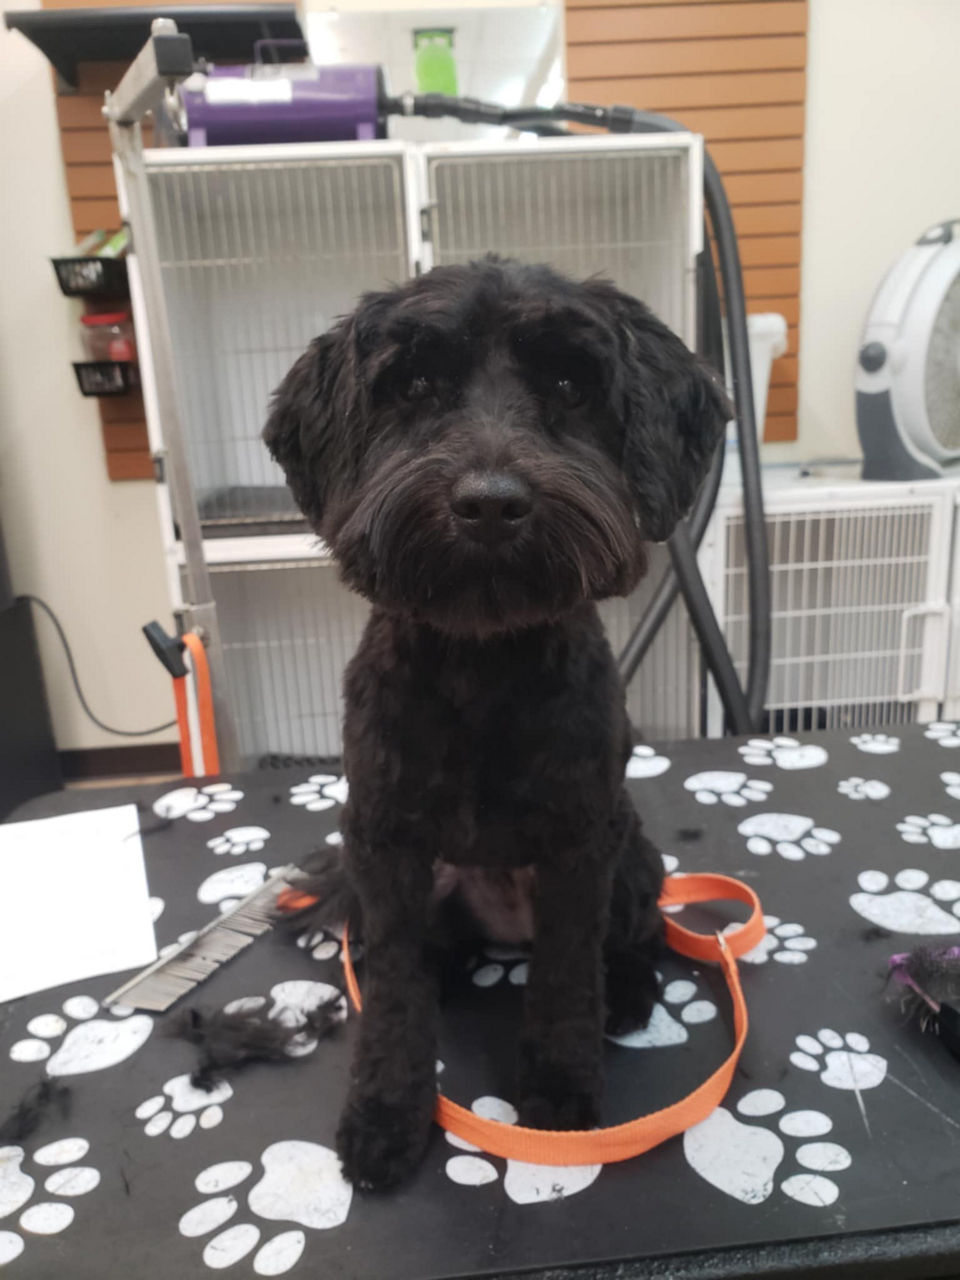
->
<box><xmin>423</xmin><ymin>134</ymin><xmax>704</xmax><ymax>737</ymax></box>
<box><xmin>142</xmin><ymin>142</ymin><xmax>416</xmax><ymax>531</ymax></box>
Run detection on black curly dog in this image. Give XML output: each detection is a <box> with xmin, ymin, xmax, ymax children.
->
<box><xmin>263</xmin><ymin>257</ymin><xmax>729</xmax><ymax>1189</ymax></box>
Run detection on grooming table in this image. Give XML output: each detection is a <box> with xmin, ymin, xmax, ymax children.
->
<box><xmin>3</xmin><ymin>724</ymin><xmax>960</xmax><ymax>1279</ymax></box>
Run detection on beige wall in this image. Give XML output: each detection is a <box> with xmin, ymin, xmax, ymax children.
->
<box><xmin>0</xmin><ymin>3</ymin><xmax>175</xmax><ymax>751</ymax></box>
<box><xmin>794</xmin><ymin>0</ymin><xmax>960</xmax><ymax>461</ymax></box>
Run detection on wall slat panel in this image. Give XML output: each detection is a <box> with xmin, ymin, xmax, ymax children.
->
<box><xmin>567</xmin><ymin>0</ymin><xmax>807</xmax><ymax>439</ymax></box>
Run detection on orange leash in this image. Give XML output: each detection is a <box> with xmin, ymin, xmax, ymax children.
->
<box><xmin>181</xmin><ymin>632</ymin><xmax>220</xmax><ymax>776</ymax></box>
<box><xmin>340</xmin><ymin>873</ymin><xmax>764</xmax><ymax>1166</ymax></box>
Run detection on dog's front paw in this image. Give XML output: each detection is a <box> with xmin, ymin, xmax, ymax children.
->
<box><xmin>517</xmin><ymin>1088</ymin><xmax>600</xmax><ymax>1131</ymax></box>
<box><xmin>516</xmin><ymin>1056</ymin><xmax>601</xmax><ymax>1131</ymax></box>
<box><xmin>605</xmin><ymin>957</ymin><xmax>661</xmax><ymax>1036</ymax></box>
<box><xmin>336</xmin><ymin>1088</ymin><xmax>435</xmax><ymax>1190</ymax></box>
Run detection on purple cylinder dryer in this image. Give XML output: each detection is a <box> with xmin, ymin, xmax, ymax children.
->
<box><xmin>180</xmin><ymin>64</ymin><xmax>386</xmax><ymax>147</ymax></box>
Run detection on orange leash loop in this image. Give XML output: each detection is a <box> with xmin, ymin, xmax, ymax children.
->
<box><xmin>181</xmin><ymin>632</ymin><xmax>220</xmax><ymax>776</ymax></box>
<box><xmin>340</xmin><ymin>873</ymin><xmax>763</xmax><ymax>1166</ymax></box>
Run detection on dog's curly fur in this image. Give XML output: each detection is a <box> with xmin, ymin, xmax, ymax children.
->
<box><xmin>264</xmin><ymin>256</ymin><xmax>729</xmax><ymax>1188</ymax></box>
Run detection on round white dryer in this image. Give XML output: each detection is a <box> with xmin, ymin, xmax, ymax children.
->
<box><xmin>856</xmin><ymin>219</ymin><xmax>960</xmax><ymax>479</ymax></box>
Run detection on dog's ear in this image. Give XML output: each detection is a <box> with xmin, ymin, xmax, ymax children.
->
<box><xmin>263</xmin><ymin>323</ymin><xmax>355</xmax><ymax>527</ymax></box>
<box><xmin>589</xmin><ymin>282</ymin><xmax>731</xmax><ymax>542</ymax></box>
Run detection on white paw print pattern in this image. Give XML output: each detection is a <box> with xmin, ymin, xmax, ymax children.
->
<box><xmin>136</xmin><ymin>1075</ymin><xmax>233</xmax><ymax>1140</ymax></box>
<box><xmin>790</xmin><ymin>1030</ymin><xmax>888</xmax><ymax>1091</ymax></box>
<box><xmin>684</xmin><ymin>1089</ymin><xmax>850</xmax><ymax>1208</ymax></box>
<box><xmin>206</xmin><ymin>827</ymin><xmax>271</xmax><ymax>857</ymax></box>
<box><xmin>197</xmin><ymin>862</ymin><xmax>268</xmax><ymax>914</ymax></box>
<box><xmin>896</xmin><ymin>814</ymin><xmax>960</xmax><ymax>850</ymax></box>
<box><xmin>682</xmin><ymin>771</ymin><xmax>773</xmax><ymax>807</ymax></box>
<box><xmin>942</xmin><ymin>772</ymin><xmax>960</xmax><ymax>802</ymax></box>
<box><xmin>289</xmin><ymin>775</ymin><xmax>349</xmax><ymax>812</ymax></box>
<box><xmin>850</xmin><ymin>733</ymin><xmax>900</xmax><ymax>755</ymax></box>
<box><xmin>153</xmin><ymin>783</ymin><xmax>244</xmax><ymax>823</ymax></box>
<box><xmin>625</xmin><ymin>746</ymin><xmax>671</xmax><ymax>779</ymax></box>
<box><xmin>850</xmin><ymin>869</ymin><xmax>960</xmax><ymax>935</ymax></box>
<box><xmin>837</xmin><ymin>777</ymin><xmax>891</xmax><ymax>801</ymax></box>
<box><xmin>0</xmin><ymin>1138</ymin><xmax>100</xmax><ymax>1265</ymax></box>
<box><xmin>607</xmin><ymin>977</ymin><xmax>716</xmax><ymax>1049</ymax></box>
<box><xmin>724</xmin><ymin>915</ymin><xmax>816</xmax><ymax>966</ymax></box>
<box><xmin>470</xmin><ymin>945</ymin><xmax>529</xmax><ymax>989</ymax></box>
<box><xmin>295</xmin><ymin>927</ymin><xmax>342</xmax><ymax>963</ymax></box>
<box><xmin>223</xmin><ymin>982</ymin><xmax>347</xmax><ymax>1058</ymax></box>
<box><xmin>444</xmin><ymin>1096</ymin><xmax>601</xmax><ymax>1204</ymax></box>
<box><xmin>925</xmin><ymin>722</ymin><xmax>960</xmax><ymax>748</ymax></box>
<box><xmin>9</xmin><ymin>996</ymin><xmax>152</xmax><ymax>1076</ymax></box>
<box><xmin>738</xmin><ymin>737</ymin><xmax>829</xmax><ymax>771</ymax></box>
<box><xmin>737</xmin><ymin>814</ymin><xmax>841</xmax><ymax>862</ymax></box>
<box><xmin>180</xmin><ymin>1143</ymin><xmax>352</xmax><ymax>1274</ymax></box>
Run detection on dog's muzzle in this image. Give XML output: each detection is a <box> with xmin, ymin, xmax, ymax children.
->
<box><xmin>450</xmin><ymin>471</ymin><xmax>533</xmax><ymax>547</ymax></box>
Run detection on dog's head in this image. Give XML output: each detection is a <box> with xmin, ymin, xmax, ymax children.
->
<box><xmin>264</xmin><ymin>257</ymin><xmax>729</xmax><ymax>636</ymax></box>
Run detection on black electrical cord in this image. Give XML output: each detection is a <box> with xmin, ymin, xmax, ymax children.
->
<box><xmin>500</xmin><ymin>103</ymin><xmax>772</xmax><ymax>728</ymax></box>
<box><xmin>390</xmin><ymin>93</ymin><xmax>771</xmax><ymax>730</ymax></box>
<box><xmin>20</xmin><ymin>594</ymin><xmax>177</xmax><ymax>737</ymax></box>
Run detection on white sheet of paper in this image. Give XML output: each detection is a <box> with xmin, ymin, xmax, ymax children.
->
<box><xmin>0</xmin><ymin>803</ymin><xmax>158</xmax><ymax>1002</ymax></box>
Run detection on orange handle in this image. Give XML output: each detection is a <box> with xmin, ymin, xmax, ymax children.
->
<box><xmin>172</xmin><ymin>675</ymin><xmax>194</xmax><ymax>777</ymax></box>
<box><xmin>341</xmin><ymin>872</ymin><xmax>764</xmax><ymax>1166</ymax></box>
<box><xmin>181</xmin><ymin>632</ymin><xmax>220</xmax><ymax>776</ymax></box>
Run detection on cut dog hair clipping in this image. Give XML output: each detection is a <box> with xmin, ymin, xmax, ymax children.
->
<box><xmin>888</xmin><ymin>945</ymin><xmax>960</xmax><ymax>1062</ymax></box>
<box><xmin>104</xmin><ymin>864</ymin><xmax>307</xmax><ymax>1013</ymax></box>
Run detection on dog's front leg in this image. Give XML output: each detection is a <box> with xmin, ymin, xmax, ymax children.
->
<box><xmin>517</xmin><ymin>853</ymin><xmax>612</xmax><ymax>1130</ymax></box>
<box><xmin>336</xmin><ymin>849</ymin><xmax>438</xmax><ymax>1190</ymax></box>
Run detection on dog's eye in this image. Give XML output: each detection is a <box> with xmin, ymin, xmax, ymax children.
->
<box><xmin>554</xmin><ymin>376</ymin><xmax>586</xmax><ymax>408</ymax></box>
<box><xmin>403</xmin><ymin>374</ymin><xmax>433</xmax><ymax>401</ymax></box>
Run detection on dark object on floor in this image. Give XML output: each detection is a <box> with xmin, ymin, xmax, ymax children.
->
<box><xmin>0</xmin><ymin>1079</ymin><xmax>72</xmax><ymax>1143</ymax></box>
<box><xmin>173</xmin><ymin>997</ymin><xmax>345</xmax><ymax>1090</ymax></box>
<box><xmin>889</xmin><ymin>945</ymin><xmax>960</xmax><ymax>1061</ymax></box>
<box><xmin>263</xmin><ymin>256</ymin><xmax>729</xmax><ymax>1188</ymax></box>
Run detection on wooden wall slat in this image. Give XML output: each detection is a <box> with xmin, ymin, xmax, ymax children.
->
<box><xmin>102</xmin><ymin>423</ymin><xmax>151</xmax><ymax>452</ymax></box>
<box><xmin>105</xmin><ymin>452</ymin><xmax>155</xmax><ymax>481</ymax></box>
<box><xmin>634</xmin><ymin>102</ymin><xmax>804</xmax><ymax>140</ymax></box>
<box><xmin>71</xmin><ymin>197</ymin><xmax>122</xmax><ymax>234</ymax></box>
<box><xmin>722</xmin><ymin>171</ymin><xmax>804</xmax><ymax>204</ymax></box>
<box><xmin>568</xmin><ymin>35</ymin><xmax>806</xmax><ymax>79</ymax></box>
<box><xmin>60</xmin><ymin>130</ymin><xmax>114</xmax><ymax>164</ymax></box>
<box><xmin>738</xmin><ymin>234</ymin><xmax>801</xmax><ymax>267</ymax></box>
<box><xmin>66</xmin><ymin>164</ymin><xmax>117</xmax><ymax>199</ymax></box>
<box><xmin>567</xmin><ymin>0</ymin><xmax>807</xmax><ymax>440</ymax></box>
<box><xmin>764</xmin><ymin>415</ymin><xmax>795</xmax><ymax>443</ymax></box>
<box><xmin>57</xmin><ymin>96</ymin><xmax>109</xmax><ymax>130</ymax></box>
<box><xmin>706</xmin><ymin>138</ymin><xmax>803</xmax><ymax>172</ymax></box>
<box><xmin>569</xmin><ymin>0</ymin><xmax>790</xmax><ymax>9</ymax></box>
<box><xmin>733</xmin><ymin>203</ymin><xmax>802</xmax><ymax>236</ymax></box>
<box><xmin>568</xmin><ymin>69</ymin><xmax>805</xmax><ymax>109</ymax></box>
<box><xmin>566</xmin><ymin>2</ymin><xmax>806</xmax><ymax>44</ymax></box>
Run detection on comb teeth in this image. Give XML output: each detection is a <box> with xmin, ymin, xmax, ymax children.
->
<box><xmin>104</xmin><ymin>865</ymin><xmax>305</xmax><ymax>1013</ymax></box>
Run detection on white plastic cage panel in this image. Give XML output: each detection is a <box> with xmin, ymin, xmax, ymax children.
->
<box><xmin>146</xmin><ymin>148</ymin><xmax>411</xmax><ymax>526</ymax></box>
<box><xmin>425</xmin><ymin>139</ymin><xmax>699</xmax><ymax>345</ymax></box>
<box><xmin>601</xmin><ymin>542</ymin><xmax>700</xmax><ymax>742</ymax></box>
<box><xmin>709</xmin><ymin>493</ymin><xmax>954</xmax><ymax>735</ymax></box>
<box><xmin>200</xmin><ymin>560</ymin><xmax>371</xmax><ymax>762</ymax></box>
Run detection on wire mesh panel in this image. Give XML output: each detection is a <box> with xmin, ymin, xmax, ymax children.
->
<box><xmin>715</xmin><ymin>495</ymin><xmax>953</xmax><ymax>734</ymax></box>
<box><xmin>425</xmin><ymin>139</ymin><xmax>698</xmax><ymax>344</ymax></box>
<box><xmin>146</xmin><ymin>148</ymin><xmax>411</xmax><ymax>528</ymax></box>
<box><xmin>200</xmin><ymin>559</ymin><xmax>370</xmax><ymax>762</ymax></box>
<box><xmin>601</xmin><ymin>543</ymin><xmax>700</xmax><ymax>741</ymax></box>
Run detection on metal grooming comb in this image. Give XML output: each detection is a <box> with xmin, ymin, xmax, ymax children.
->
<box><xmin>104</xmin><ymin>864</ymin><xmax>305</xmax><ymax>1013</ymax></box>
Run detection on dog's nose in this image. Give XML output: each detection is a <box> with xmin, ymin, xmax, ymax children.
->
<box><xmin>451</xmin><ymin>472</ymin><xmax>533</xmax><ymax>543</ymax></box>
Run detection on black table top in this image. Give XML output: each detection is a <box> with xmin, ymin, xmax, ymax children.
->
<box><xmin>3</xmin><ymin>724</ymin><xmax>960</xmax><ymax>1279</ymax></box>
